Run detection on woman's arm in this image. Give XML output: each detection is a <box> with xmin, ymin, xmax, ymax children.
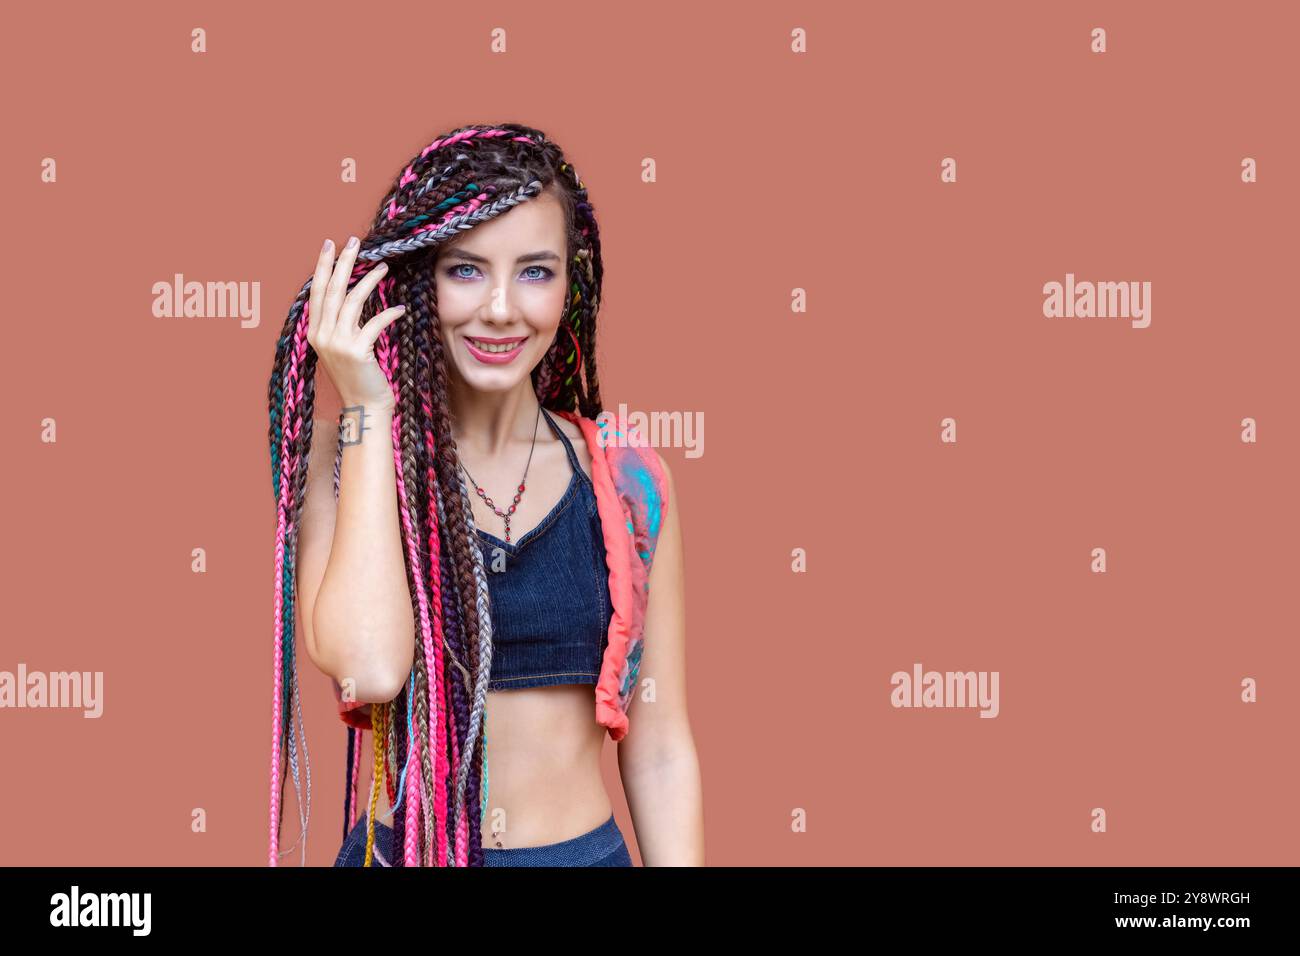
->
<box><xmin>616</xmin><ymin>454</ymin><xmax>704</xmax><ymax>865</ymax></box>
<box><xmin>295</xmin><ymin>401</ymin><xmax>416</xmax><ymax>706</ymax></box>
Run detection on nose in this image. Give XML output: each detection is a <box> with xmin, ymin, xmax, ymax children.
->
<box><xmin>484</xmin><ymin>282</ymin><xmax>520</xmax><ymax>321</ymax></box>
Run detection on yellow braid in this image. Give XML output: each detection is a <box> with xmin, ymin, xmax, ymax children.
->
<box><xmin>364</xmin><ymin>703</ymin><xmax>388</xmax><ymax>867</ymax></box>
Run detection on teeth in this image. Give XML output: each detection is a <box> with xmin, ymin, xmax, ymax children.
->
<box><xmin>471</xmin><ymin>339</ymin><xmax>522</xmax><ymax>353</ymax></box>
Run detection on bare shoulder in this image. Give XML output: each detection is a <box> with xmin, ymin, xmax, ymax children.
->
<box><xmin>551</xmin><ymin>411</ymin><xmax>584</xmax><ymax>443</ymax></box>
<box><xmin>551</xmin><ymin>411</ymin><xmax>595</xmax><ymax>482</ymax></box>
<box><xmin>550</xmin><ymin>412</ymin><xmax>673</xmax><ymax>494</ymax></box>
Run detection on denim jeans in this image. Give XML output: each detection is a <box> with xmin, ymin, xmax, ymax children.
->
<box><xmin>333</xmin><ymin>812</ymin><xmax>634</xmax><ymax>867</ymax></box>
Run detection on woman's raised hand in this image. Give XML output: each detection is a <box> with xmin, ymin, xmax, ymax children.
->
<box><xmin>306</xmin><ymin>236</ymin><xmax>407</xmax><ymax>411</ymax></box>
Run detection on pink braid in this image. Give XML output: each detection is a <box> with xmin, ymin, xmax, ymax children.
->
<box><xmin>376</xmin><ymin>277</ymin><xmax>449</xmax><ymax>866</ymax></box>
<box><xmin>421</xmin><ymin>394</ymin><xmax>456</xmax><ymax>863</ymax></box>
<box><xmin>268</xmin><ymin>309</ymin><xmax>311</xmax><ymax>866</ymax></box>
<box><xmin>387</xmin><ymin>123</ymin><xmax>531</xmax><ymax>220</ymax></box>
<box><xmin>349</xmin><ymin>729</ymin><xmax>362</xmax><ymax>830</ymax></box>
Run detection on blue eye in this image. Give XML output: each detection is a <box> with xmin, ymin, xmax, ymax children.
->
<box><xmin>444</xmin><ymin>263</ymin><xmax>555</xmax><ymax>282</ymax></box>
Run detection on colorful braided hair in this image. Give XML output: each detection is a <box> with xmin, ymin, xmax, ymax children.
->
<box><xmin>266</xmin><ymin>123</ymin><xmax>606</xmax><ymax>866</ymax></box>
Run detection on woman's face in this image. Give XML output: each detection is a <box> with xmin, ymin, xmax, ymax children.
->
<box><xmin>434</xmin><ymin>188</ymin><xmax>569</xmax><ymax>394</ymax></box>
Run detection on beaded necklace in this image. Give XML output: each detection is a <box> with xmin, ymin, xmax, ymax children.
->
<box><xmin>458</xmin><ymin>403</ymin><xmax>543</xmax><ymax>544</ymax></box>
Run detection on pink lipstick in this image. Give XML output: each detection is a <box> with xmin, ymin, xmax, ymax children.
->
<box><xmin>464</xmin><ymin>335</ymin><xmax>528</xmax><ymax>365</ymax></box>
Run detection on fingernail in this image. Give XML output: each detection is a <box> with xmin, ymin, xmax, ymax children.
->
<box><xmin>345</xmin><ymin>236</ymin><xmax>358</xmax><ymax>250</ymax></box>
<box><xmin>322</xmin><ymin>238</ymin><xmax>333</xmax><ymax>253</ymax></box>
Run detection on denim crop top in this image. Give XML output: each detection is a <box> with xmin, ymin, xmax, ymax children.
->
<box><xmin>474</xmin><ymin>407</ymin><xmax>614</xmax><ymax>691</ymax></box>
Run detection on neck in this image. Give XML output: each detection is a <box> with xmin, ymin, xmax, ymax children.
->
<box><xmin>448</xmin><ymin>372</ymin><xmax>543</xmax><ymax>456</ymax></box>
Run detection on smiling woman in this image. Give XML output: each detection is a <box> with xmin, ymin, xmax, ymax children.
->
<box><xmin>265</xmin><ymin>122</ymin><xmax>703</xmax><ymax>870</ymax></box>
<box><xmin>433</xmin><ymin>193</ymin><xmax>572</xmax><ymax>396</ymax></box>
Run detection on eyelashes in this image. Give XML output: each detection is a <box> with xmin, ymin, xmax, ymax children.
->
<box><xmin>445</xmin><ymin>263</ymin><xmax>555</xmax><ymax>282</ymax></box>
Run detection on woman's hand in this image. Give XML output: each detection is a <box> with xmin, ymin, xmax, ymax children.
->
<box><xmin>307</xmin><ymin>236</ymin><xmax>406</xmax><ymax>411</ymax></box>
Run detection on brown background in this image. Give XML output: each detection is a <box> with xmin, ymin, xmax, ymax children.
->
<box><xmin>2</xmin><ymin>1</ymin><xmax>1297</xmax><ymax>865</ymax></box>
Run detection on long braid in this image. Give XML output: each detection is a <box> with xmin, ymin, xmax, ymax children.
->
<box><xmin>534</xmin><ymin>160</ymin><xmax>603</xmax><ymax>417</ymax></box>
<box><xmin>432</xmin><ymin>445</ymin><xmax>478</xmax><ymax>865</ymax></box>
<box><xmin>389</xmin><ymin>675</ymin><xmax>409</xmax><ymax>867</ymax></box>
<box><xmin>375</xmin><ymin>308</ymin><xmax>443</xmax><ymax>866</ymax></box>
<box><xmin>396</xmin><ymin>270</ymin><xmax>443</xmax><ymax>843</ymax></box>
<box><xmin>433</xmin><ymin>471</ymin><xmax>474</xmax><ymax>863</ymax></box>
<box><xmin>422</xmin><ymin>259</ymin><xmax>489</xmax><ymax>863</ymax></box>
<box><xmin>568</xmin><ymin>161</ymin><xmax>605</xmax><ymax>414</ymax></box>
<box><xmin>268</xmin><ymin>288</ymin><xmax>318</xmax><ymax>865</ymax></box>
<box><xmin>266</xmin><ymin>123</ymin><xmax>607</xmax><ymax>866</ymax></box>
<box><xmin>406</xmin><ymin>629</ymin><xmax>431</xmax><ymax>865</ymax></box>
<box><xmin>426</xmin><ymin>260</ymin><xmax>496</xmax><ymax>863</ymax></box>
<box><xmin>375</xmin><ymin>277</ymin><xmax>439</xmax><ymax>866</ymax></box>
<box><xmin>394</xmin><ymin>266</ymin><xmax>453</xmax><ymax>865</ymax></box>
<box><xmin>385</xmin><ymin>680</ymin><xmax>400</xmax><ymax>804</ymax></box>
<box><xmin>454</xmin><ymin>466</ymin><xmax>495</xmax><ymax>868</ymax></box>
<box><xmin>363</xmin><ymin>702</ymin><xmax>387</xmax><ymax>867</ymax></box>
<box><xmin>412</xmin><ymin>271</ymin><xmax>464</xmax><ymax>861</ymax></box>
<box><xmin>281</xmin><ymin>356</ymin><xmax>319</xmax><ymax>866</ymax></box>
<box><xmin>400</xmin><ymin>171</ymin><xmax>485</xmax><ymax>866</ymax></box>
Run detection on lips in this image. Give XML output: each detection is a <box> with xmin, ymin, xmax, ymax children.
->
<box><xmin>464</xmin><ymin>335</ymin><xmax>527</xmax><ymax>364</ymax></box>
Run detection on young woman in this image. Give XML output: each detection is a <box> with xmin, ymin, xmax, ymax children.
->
<box><xmin>265</xmin><ymin>123</ymin><xmax>702</xmax><ymax>867</ymax></box>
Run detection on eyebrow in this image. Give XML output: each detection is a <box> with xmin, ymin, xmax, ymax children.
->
<box><xmin>443</xmin><ymin>249</ymin><xmax>561</xmax><ymax>264</ymax></box>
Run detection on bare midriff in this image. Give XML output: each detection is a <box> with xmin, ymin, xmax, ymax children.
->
<box><xmin>364</xmin><ymin>683</ymin><xmax>613</xmax><ymax>849</ymax></box>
